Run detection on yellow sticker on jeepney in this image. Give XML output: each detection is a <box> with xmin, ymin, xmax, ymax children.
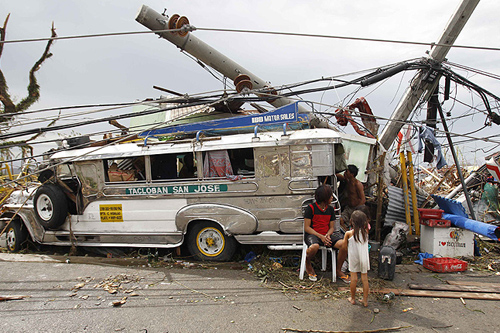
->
<box><xmin>100</xmin><ymin>204</ymin><xmax>123</xmax><ymax>222</ymax></box>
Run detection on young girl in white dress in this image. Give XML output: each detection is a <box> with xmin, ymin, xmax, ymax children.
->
<box><xmin>344</xmin><ymin>210</ymin><xmax>370</xmax><ymax>306</ymax></box>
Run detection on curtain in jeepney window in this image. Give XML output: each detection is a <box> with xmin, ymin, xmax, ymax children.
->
<box><xmin>203</xmin><ymin>150</ymin><xmax>241</xmax><ymax>180</ymax></box>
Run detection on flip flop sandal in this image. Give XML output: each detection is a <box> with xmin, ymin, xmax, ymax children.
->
<box><xmin>339</xmin><ymin>275</ymin><xmax>350</xmax><ymax>284</ymax></box>
<box><xmin>308</xmin><ymin>274</ymin><xmax>318</xmax><ymax>282</ymax></box>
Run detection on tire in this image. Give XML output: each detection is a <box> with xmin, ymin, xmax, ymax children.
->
<box><xmin>186</xmin><ymin>222</ymin><xmax>237</xmax><ymax>261</ymax></box>
<box><xmin>6</xmin><ymin>220</ymin><xmax>28</xmax><ymax>252</ymax></box>
<box><xmin>33</xmin><ymin>184</ymin><xmax>68</xmax><ymax>229</ymax></box>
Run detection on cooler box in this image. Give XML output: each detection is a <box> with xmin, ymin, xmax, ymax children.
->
<box><xmin>420</xmin><ymin>225</ymin><xmax>474</xmax><ymax>257</ymax></box>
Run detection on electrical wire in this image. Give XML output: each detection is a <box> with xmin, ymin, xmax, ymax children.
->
<box><xmin>2</xmin><ymin>58</ymin><xmax>499</xmax><ymax>163</ymax></box>
<box><xmin>3</xmin><ymin>25</ymin><xmax>500</xmax><ymax>52</ymax></box>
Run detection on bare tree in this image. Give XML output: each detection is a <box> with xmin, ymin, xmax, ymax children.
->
<box><xmin>0</xmin><ymin>14</ymin><xmax>57</xmax><ymax>161</ymax></box>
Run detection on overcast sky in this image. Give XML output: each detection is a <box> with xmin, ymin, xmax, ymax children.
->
<box><xmin>2</xmin><ymin>0</ymin><xmax>500</xmax><ymax>166</ymax></box>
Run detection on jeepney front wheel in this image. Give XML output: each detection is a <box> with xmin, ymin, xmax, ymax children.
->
<box><xmin>6</xmin><ymin>220</ymin><xmax>28</xmax><ymax>252</ymax></box>
<box><xmin>186</xmin><ymin>222</ymin><xmax>237</xmax><ymax>261</ymax></box>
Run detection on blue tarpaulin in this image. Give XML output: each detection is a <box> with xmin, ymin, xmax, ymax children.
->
<box><xmin>432</xmin><ymin>195</ymin><xmax>500</xmax><ymax>241</ymax></box>
<box><xmin>443</xmin><ymin>213</ymin><xmax>500</xmax><ymax>241</ymax></box>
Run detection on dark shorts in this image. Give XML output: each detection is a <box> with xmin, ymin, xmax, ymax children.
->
<box><xmin>305</xmin><ymin>231</ymin><xmax>344</xmax><ymax>248</ymax></box>
<box><xmin>341</xmin><ymin>204</ymin><xmax>366</xmax><ymax>227</ymax></box>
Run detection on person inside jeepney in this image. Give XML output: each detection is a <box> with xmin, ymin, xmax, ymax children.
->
<box><xmin>179</xmin><ymin>153</ymin><xmax>195</xmax><ymax>178</ymax></box>
<box><xmin>304</xmin><ymin>184</ymin><xmax>350</xmax><ymax>283</ymax></box>
<box><xmin>133</xmin><ymin>157</ymin><xmax>146</xmax><ymax>180</ymax></box>
<box><xmin>151</xmin><ymin>154</ymin><xmax>177</xmax><ymax>180</ymax></box>
<box><xmin>336</xmin><ymin>164</ymin><xmax>366</xmax><ymax>232</ymax></box>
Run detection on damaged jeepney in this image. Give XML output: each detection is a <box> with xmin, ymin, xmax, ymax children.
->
<box><xmin>1</xmin><ymin>126</ymin><xmax>375</xmax><ymax>261</ymax></box>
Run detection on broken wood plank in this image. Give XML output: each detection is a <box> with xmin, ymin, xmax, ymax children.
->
<box><xmin>446</xmin><ymin>280</ymin><xmax>500</xmax><ymax>288</ymax></box>
<box><xmin>409</xmin><ymin>283</ymin><xmax>500</xmax><ymax>293</ymax></box>
<box><xmin>281</xmin><ymin>326</ymin><xmax>412</xmax><ymax>333</ymax></box>
<box><xmin>375</xmin><ymin>288</ymin><xmax>500</xmax><ymax>300</ymax></box>
<box><xmin>421</xmin><ymin>166</ymin><xmax>455</xmax><ymax>207</ymax></box>
<box><xmin>0</xmin><ymin>295</ymin><xmax>30</xmax><ymax>302</ymax></box>
<box><xmin>421</xmin><ymin>166</ymin><xmax>451</xmax><ymax>187</ymax></box>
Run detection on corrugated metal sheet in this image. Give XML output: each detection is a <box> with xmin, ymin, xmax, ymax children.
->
<box><xmin>385</xmin><ymin>185</ymin><xmax>426</xmax><ymax>227</ymax></box>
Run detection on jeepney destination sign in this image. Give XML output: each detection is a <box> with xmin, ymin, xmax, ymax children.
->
<box><xmin>126</xmin><ymin>184</ymin><xmax>228</xmax><ymax>195</ymax></box>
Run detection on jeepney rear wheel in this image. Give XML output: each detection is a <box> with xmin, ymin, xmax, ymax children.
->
<box><xmin>186</xmin><ymin>222</ymin><xmax>237</xmax><ymax>261</ymax></box>
<box><xmin>34</xmin><ymin>184</ymin><xmax>68</xmax><ymax>230</ymax></box>
<box><xmin>6</xmin><ymin>220</ymin><xmax>28</xmax><ymax>252</ymax></box>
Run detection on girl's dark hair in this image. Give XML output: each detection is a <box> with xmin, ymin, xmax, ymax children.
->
<box><xmin>315</xmin><ymin>185</ymin><xmax>333</xmax><ymax>204</ymax></box>
<box><xmin>351</xmin><ymin>210</ymin><xmax>368</xmax><ymax>243</ymax></box>
<box><xmin>358</xmin><ymin>205</ymin><xmax>371</xmax><ymax>221</ymax></box>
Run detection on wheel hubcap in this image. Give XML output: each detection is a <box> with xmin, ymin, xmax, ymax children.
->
<box><xmin>196</xmin><ymin>227</ymin><xmax>225</xmax><ymax>256</ymax></box>
<box><xmin>37</xmin><ymin>194</ymin><xmax>53</xmax><ymax>221</ymax></box>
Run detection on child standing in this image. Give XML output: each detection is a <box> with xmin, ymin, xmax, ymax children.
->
<box><xmin>344</xmin><ymin>210</ymin><xmax>370</xmax><ymax>306</ymax></box>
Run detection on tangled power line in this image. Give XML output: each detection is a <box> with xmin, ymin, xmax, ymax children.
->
<box><xmin>1</xmin><ymin>24</ymin><xmax>500</xmax><ymax>168</ymax></box>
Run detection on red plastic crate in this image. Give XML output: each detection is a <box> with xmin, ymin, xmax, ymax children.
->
<box><xmin>417</xmin><ymin>208</ymin><xmax>444</xmax><ymax>219</ymax></box>
<box><xmin>423</xmin><ymin>257</ymin><xmax>468</xmax><ymax>273</ymax></box>
<box><xmin>420</xmin><ymin>219</ymin><xmax>451</xmax><ymax>227</ymax></box>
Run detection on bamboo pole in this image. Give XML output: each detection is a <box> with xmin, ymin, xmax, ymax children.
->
<box><xmin>399</xmin><ymin>152</ymin><xmax>411</xmax><ymax>234</ymax></box>
<box><xmin>406</xmin><ymin>151</ymin><xmax>419</xmax><ymax>235</ymax></box>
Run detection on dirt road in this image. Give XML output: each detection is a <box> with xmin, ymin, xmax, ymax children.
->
<box><xmin>0</xmin><ymin>252</ymin><xmax>499</xmax><ymax>333</ymax></box>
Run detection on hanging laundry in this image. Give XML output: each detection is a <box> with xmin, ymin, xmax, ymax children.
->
<box><xmin>396</xmin><ymin>125</ymin><xmax>416</xmax><ymax>154</ymax></box>
<box><xmin>417</xmin><ymin>126</ymin><xmax>447</xmax><ymax>169</ymax></box>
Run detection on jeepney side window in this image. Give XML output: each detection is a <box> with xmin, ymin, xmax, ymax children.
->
<box><xmin>230</xmin><ymin>148</ymin><xmax>254</xmax><ymax>176</ymax></box>
<box><xmin>178</xmin><ymin>153</ymin><xmax>197</xmax><ymax>179</ymax></box>
<box><xmin>151</xmin><ymin>153</ymin><xmax>178</xmax><ymax>181</ymax></box>
<box><xmin>202</xmin><ymin>148</ymin><xmax>254</xmax><ymax>179</ymax></box>
<box><xmin>104</xmin><ymin>156</ymin><xmax>145</xmax><ymax>182</ymax></box>
<box><xmin>57</xmin><ymin>163</ymin><xmax>72</xmax><ymax>178</ymax></box>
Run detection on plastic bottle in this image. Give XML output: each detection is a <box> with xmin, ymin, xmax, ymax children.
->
<box><xmin>383</xmin><ymin>292</ymin><xmax>395</xmax><ymax>301</ymax></box>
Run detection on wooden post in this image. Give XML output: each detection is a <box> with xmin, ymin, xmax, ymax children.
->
<box><xmin>375</xmin><ymin>152</ymin><xmax>386</xmax><ymax>242</ymax></box>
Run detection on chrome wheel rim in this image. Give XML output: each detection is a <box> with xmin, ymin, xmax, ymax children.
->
<box><xmin>196</xmin><ymin>227</ymin><xmax>225</xmax><ymax>257</ymax></box>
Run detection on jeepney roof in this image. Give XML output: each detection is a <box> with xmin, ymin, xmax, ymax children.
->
<box><xmin>50</xmin><ymin>128</ymin><xmax>373</xmax><ymax>162</ymax></box>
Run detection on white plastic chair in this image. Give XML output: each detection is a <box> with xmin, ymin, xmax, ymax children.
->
<box><xmin>299</xmin><ymin>242</ymin><xmax>336</xmax><ymax>282</ymax></box>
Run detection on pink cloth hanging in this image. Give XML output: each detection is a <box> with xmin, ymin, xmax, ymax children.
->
<box><xmin>203</xmin><ymin>150</ymin><xmax>240</xmax><ymax>180</ymax></box>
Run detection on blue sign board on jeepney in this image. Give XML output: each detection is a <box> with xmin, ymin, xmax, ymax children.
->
<box><xmin>140</xmin><ymin>102</ymin><xmax>309</xmax><ymax>137</ymax></box>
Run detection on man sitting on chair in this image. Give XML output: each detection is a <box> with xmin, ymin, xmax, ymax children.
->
<box><xmin>304</xmin><ymin>184</ymin><xmax>350</xmax><ymax>283</ymax></box>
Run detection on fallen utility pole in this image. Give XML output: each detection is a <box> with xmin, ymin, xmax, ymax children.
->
<box><xmin>379</xmin><ymin>0</ymin><xmax>480</xmax><ymax>150</ymax></box>
<box><xmin>135</xmin><ymin>5</ymin><xmax>308</xmax><ymax>113</ymax></box>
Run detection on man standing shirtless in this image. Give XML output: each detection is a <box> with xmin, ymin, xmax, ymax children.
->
<box><xmin>336</xmin><ymin>164</ymin><xmax>366</xmax><ymax>231</ymax></box>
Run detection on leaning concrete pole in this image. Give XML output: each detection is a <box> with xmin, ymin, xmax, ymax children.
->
<box><xmin>378</xmin><ymin>0</ymin><xmax>480</xmax><ymax>150</ymax></box>
<box><xmin>135</xmin><ymin>5</ymin><xmax>309</xmax><ymax>113</ymax></box>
